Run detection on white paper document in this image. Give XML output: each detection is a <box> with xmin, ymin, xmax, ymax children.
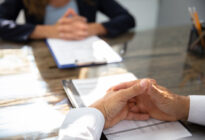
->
<box><xmin>47</xmin><ymin>36</ymin><xmax>122</xmax><ymax>68</ymax></box>
<box><xmin>72</xmin><ymin>73</ymin><xmax>192</xmax><ymax>140</ymax></box>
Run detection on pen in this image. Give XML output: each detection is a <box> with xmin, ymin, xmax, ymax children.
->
<box><xmin>192</xmin><ymin>7</ymin><xmax>205</xmax><ymax>48</ymax></box>
<box><xmin>188</xmin><ymin>7</ymin><xmax>195</xmax><ymax>25</ymax></box>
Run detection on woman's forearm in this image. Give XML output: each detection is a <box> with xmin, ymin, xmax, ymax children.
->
<box><xmin>88</xmin><ymin>23</ymin><xmax>107</xmax><ymax>36</ymax></box>
<box><xmin>30</xmin><ymin>25</ymin><xmax>59</xmax><ymax>39</ymax></box>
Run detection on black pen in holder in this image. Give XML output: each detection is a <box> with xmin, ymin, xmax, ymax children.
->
<box><xmin>187</xmin><ymin>23</ymin><xmax>205</xmax><ymax>57</ymax></box>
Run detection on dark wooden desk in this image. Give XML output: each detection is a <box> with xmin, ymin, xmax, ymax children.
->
<box><xmin>0</xmin><ymin>26</ymin><xmax>204</xmax><ymax>140</ymax></box>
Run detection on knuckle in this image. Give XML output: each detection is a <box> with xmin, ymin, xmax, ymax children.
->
<box><xmin>131</xmin><ymin>85</ymin><xmax>138</xmax><ymax>92</ymax></box>
<box><xmin>57</xmin><ymin>26</ymin><xmax>62</xmax><ymax>31</ymax></box>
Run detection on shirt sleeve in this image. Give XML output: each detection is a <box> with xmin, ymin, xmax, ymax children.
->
<box><xmin>0</xmin><ymin>0</ymin><xmax>36</xmax><ymax>42</ymax></box>
<box><xmin>98</xmin><ymin>0</ymin><xmax>135</xmax><ymax>37</ymax></box>
<box><xmin>188</xmin><ymin>95</ymin><xmax>205</xmax><ymax>125</ymax></box>
<box><xmin>58</xmin><ymin>107</ymin><xmax>105</xmax><ymax>140</ymax></box>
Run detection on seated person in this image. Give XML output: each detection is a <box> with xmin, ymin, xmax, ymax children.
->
<box><xmin>0</xmin><ymin>0</ymin><xmax>135</xmax><ymax>42</ymax></box>
<box><xmin>58</xmin><ymin>79</ymin><xmax>205</xmax><ymax>140</ymax></box>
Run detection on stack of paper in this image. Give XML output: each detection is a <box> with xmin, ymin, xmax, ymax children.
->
<box><xmin>46</xmin><ymin>36</ymin><xmax>122</xmax><ymax>68</ymax></box>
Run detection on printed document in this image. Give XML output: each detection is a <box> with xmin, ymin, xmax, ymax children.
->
<box><xmin>72</xmin><ymin>73</ymin><xmax>192</xmax><ymax>140</ymax></box>
<box><xmin>47</xmin><ymin>36</ymin><xmax>122</xmax><ymax>67</ymax></box>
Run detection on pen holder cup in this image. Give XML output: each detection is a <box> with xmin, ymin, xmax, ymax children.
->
<box><xmin>187</xmin><ymin>24</ymin><xmax>205</xmax><ymax>57</ymax></box>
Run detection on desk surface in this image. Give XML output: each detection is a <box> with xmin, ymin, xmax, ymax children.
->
<box><xmin>0</xmin><ymin>25</ymin><xmax>205</xmax><ymax>140</ymax></box>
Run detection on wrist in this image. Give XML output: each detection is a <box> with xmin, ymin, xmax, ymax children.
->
<box><xmin>88</xmin><ymin>23</ymin><xmax>107</xmax><ymax>36</ymax></box>
<box><xmin>30</xmin><ymin>25</ymin><xmax>59</xmax><ymax>39</ymax></box>
<box><xmin>178</xmin><ymin>96</ymin><xmax>190</xmax><ymax>121</ymax></box>
<box><xmin>90</xmin><ymin>100</ymin><xmax>107</xmax><ymax>120</ymax></box>
<box><xmin>95</xmin><ymin>23</ymin><xmax>107</xmax><ymax>35</ymax></box>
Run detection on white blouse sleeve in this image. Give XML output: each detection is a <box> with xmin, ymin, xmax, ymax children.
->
<box><xmin>58</xmin><ymin>107</ymin><xmax>105</xmax><ymax>140</ymax></box>
<box><xmin>188</xmin><ymin>95</ymin><xmax>205</xmax><ymax>125</ymax></box>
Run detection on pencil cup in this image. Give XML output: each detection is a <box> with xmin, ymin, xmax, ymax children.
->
<box><xmin>187</xmin><ymin>23</ymin><xmax>205</xmax><ymax>57</ymax></box>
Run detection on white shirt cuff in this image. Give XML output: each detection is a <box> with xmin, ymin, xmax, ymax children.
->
<box><xmin>58</xmin><ymin>107</ymin><xmax>105</xmax><ymax>140</ymax></box>
<box><xmin>188</xmin><ymin>95</ymin><xmax>205</xmax><ymax>125</ymax></box>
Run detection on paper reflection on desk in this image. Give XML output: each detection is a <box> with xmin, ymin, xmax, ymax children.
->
<box><xmin>0</xmin><ymin>73</ymin><xmax>47</xmax><ymax>100</ymax></box>
<box><xmin>0</xmin><ymin>46</ymin><xmax>33</xmax><ymax>75</ymax></box>
<box><xmin>0</xmin><ymin>102</ymin><xmax>64</xmax><ymax>138</ymax></box>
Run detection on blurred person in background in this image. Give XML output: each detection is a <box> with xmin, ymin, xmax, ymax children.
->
<box><xmin>0</xmin><ymin>0</ymin><xmax>135</xmax><ymax>42</ymax></box>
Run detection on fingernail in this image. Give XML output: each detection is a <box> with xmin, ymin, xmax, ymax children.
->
<box><xmin>140</xmin><ymin>79</ymin><xmax>148</xmax><ymax>90</ymax></box>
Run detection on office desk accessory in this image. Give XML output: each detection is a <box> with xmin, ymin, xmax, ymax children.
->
<box><xmin>188</xmin><ymin>7</ymin><xmax>205</xmax><ymax>56</ymax></box>
<box><xmin>46</xmin><ymin>36</ymin><xmax>122</xmax><ymax>69</ymax></box>
<box><xmin>187</xmin><ymin>24</ymin><xmax>205</xmax><ymax>56</ymax></box>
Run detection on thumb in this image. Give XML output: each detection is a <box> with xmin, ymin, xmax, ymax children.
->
<box><xmin>63</xmin><ymin>8</ymin><xmax>77</xmax><ymax>17</ymax></box>
<box><xmin>109</xmin><ymin>79</ymin><xmax>156</xmax><ymax>92</ymax></box>
<box><xmin>147</xmin><ymin>83</ymin><xmax>167</xmax><ymax>104</ymax></box>
<box><xmin>119</xmin><ymin>79</ymin><xmax>150</xmax><ymax>100</ymax></box>
<box><xmin>109</xmin><ymin>80</ymin><xmax>137</xmax><ymax>92</ymax></box>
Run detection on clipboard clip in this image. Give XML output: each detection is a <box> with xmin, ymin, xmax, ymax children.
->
<box><xmin>75</xmin><ymin>58</ymin><xmax>107</xmax><ymax>66</ymax></box>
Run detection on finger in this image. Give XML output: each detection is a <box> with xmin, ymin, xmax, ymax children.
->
<box><xmin>63</xmin><ymin>8</ymin><xmax>77</xmax><ymax>17</ymax></box>
<box><xmin>60</xmin><ymin>32</ymin><xmax>88</xmax><ymax>40</ymax></box>
<box><xmin>58</xmin><ymin>24</ymin><xmax>88</xmax><ymax>35</ymax></box>
<box><xmin>128</xmin><ymin>102</ymin><xmax>136</xmax><ymax>107</ymax></box>
<box><xmin>57</xmin><ymin>17</ymin><xmax>74</xmax><ymax>25</ymax></box>
<box><xmin>147</xmin><ymin>83</ymin><xmax>168</xmax><ymax>105</ymax></box>
<box><xmin>110</xmin><ymin>80</ymin><xmax>138</xmax><ymax>91</ymax></box>
<box><xmin>59</xmin><ymin>32</ymin><xmax>78</xmax><ymax>40</ymax></box>
<box><xmin>59</xmin><ymin>31</ymin><xmax>88</xmax><ymax>40</ymax></box>
<box><xmin>111</xmin><ymin>78</ymin><xmax>156</xmax><ymax>92</ymax></box>
<box><xmin>77</xmin><ymin>22</ymin><xmax>89</xmax><ymax>30</ymax></box>
<box><xmin>107</xmin><ymin>87</ymin><xmax>113</xmax><ymax>92</ymax></box>
<box><xmin>60</xmin><ymin>16</ymin><xmax>86</xmax><ymax>24</ymax></box>
<box><xmin>58</xmin><ymin>24</ymin><xmax>73</xmax><ymax>32</ymax></box>
<box><xmin>118</xmin><ymin>79</ymin><xmax>150</xmax><ymax>101</ymax></box>
<box><xmin>126</xmin><ymin>112</ymin><xmax>150</xmax><ymax>120</ymax></box>
<box><xmin>129</xmin><ymin>104</ymin><xmax>139</xmax><ymax>112</ymax></box>
<box><xmin>57</xmin><ymin>16</ymin><xmax>87</xmax><ymax>25</ymax></box>
<box><xmin>73</xmin><ymin>16</ymin><xmax>87</xmax><ymax>22</ymax></box>
<box><xmin>128</xmin><ymin>98</ymin><xmax>136</xmax><ymax>103</ymax></box>
<box><xmin>149</xmin><ymin>79</ymin><xmax>157</xmax><ymax>84</ymax></box>
<box><xmin>75</xmin><ymin>31</ymin><xmax>88</xmax><ymax>40</ymax></box>
<box><xmin>59</xmin><ymin>33</ymin><xmax>79</xmax><ymax>40</ymax></box>
<box><xmin>59</xmin><ymin>33</ymin><xmax>71</xmax><ymax>40</ymax></box>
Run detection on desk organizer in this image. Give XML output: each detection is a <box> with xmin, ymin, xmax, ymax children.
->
<box><xmin>187</xmin><ymin>23</ymin><xmax>205</xmax><ymax>57</ymax></box>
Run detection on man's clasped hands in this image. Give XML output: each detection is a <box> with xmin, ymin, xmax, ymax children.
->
<box><xmin>91</xmin><ymin>79</ymin><xmax>190</xmax><ymax>129</ymax></box>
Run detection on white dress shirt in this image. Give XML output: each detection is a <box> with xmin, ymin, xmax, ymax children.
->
<box><xmin>58</xmin><ymin>108</ymin><xmax>105</xmax><ymax>140</ymax></box>
<box><xmin>188</xmin><ymin>95</ymin><xmax>205</xmax><ymax>125</ymax></box>
<box><xmin>58</xmin><ymin>95</ymin><xmax>205</xmax><ymax>140</ymax></box>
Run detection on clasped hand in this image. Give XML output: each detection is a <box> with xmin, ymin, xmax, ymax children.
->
<box><xmin>90</xmin><ymin>79</ymin><xmax>190</xmax><ymax>129</ymax></box>
<box><xmin>54</xmin><ymin>9</ymin><xmax>106</xmax><ymax>40</ymax></box>
<box><xmin>55</xmin><ymin>9</ymin><xmax>88</xmax><ymax>40</ymax></box>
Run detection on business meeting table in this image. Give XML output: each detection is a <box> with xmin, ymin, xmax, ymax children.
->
<box><xmin>0</xmin><ymin>25</ymin><xmax>205</xmax><ymax>140</ymax></box>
